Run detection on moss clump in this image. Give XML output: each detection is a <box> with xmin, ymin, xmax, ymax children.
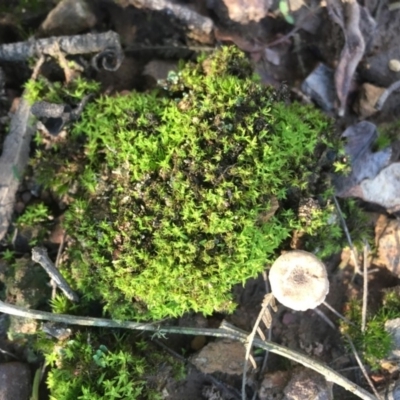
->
<box><xmin>34</xmin><ymin>47</ymin><xmax>334</xmax><ymax>320</ymax></box>
<box><xmin>37</xmin><ymin>329</ymin><xmax>183</xmax><ymax>400</ymax></box>
<box><xmin>341</xmin><ymin>290</ymin><xmax>400</xmax><ymax>370</ymax></box>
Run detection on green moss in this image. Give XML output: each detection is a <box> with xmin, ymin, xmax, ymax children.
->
<box><xmin>376</xmin><ymin>119</ymin><xmax>400</xmax><ymax>151</ymax></box>
<box><xmin>341</xmin><ymin>289</ymin><xmax>400</xmax><ymax>370</ymax></box>
<box><xmin>36</xmin><ymin>330</ymin><xmax>181</xmax><ymax>400</ymax></box>
<box><xmin>33</xmin><ymin>46</ymin><xmax>338</xmax><ymax>320</ymax></box>
<box><xmin>14</xmin><ymin>203</ymin><xmax>52</xmax><ymax>246</ymax></box>
<box><xmin>24</xmin><ymin>76</ymin><xmax>100</xmax><ymax>105</ymax></box>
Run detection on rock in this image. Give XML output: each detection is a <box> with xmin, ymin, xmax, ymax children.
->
<box><xmin>1</xmin><ymin>257</ymin><xmax>51</xmax><ymax>338</ymax></box>
<box><xmin>40</xmin><ymin>0</ymin><xmax>97</xmax><ymax>36</ymax></box>
<box><xmin>374</xmin><ymin>216</ymin><xmax>400</xmax><ymax>275</ymax></box>
<box><xmin>0</xmin><ymin>362</ymin><xmax>31</xmax><ymax>400</ymax></box>
<box><xmin>353</xmin><ymin>83</ymin><xmax>385</xmax><ymax>118</ymax></box>
<box><xmin>190</xmin><ymin>339</ymin><xmax>247</xmax><ymax>375</ymax></box>
<box><xmin>221</xmin><ymin>0</ymin><xmax>271</xmax><ymax>23</ymax></box>
<box><xmin>385</xmin><ymin>318</ymin><xmax>400</xmax><ymax>360</ymax></box>
<box><xmin>389</xmin><ymin>59</ymin><xmax>400</xmax><ymax>72</ymax></box>
<box><xmin>8</xmin><ymin>317</ymin><xmax>38</xmax><ymax>337</ymax></box>
<box><xmin>387</xmin><ymin>379</ymin><xmax>400</xmax><ymax>400</ymax></box>
<box><xmin>143</xmin><ymin>60</ymin><xmax>178</xmax><ymax>83</ymax></box>
<box><xmin>259</xmin><ymin>370</ymin><xmax>290</xmax><ymax>400</ymax></box>
<box><xmin>301</xmin><ymin>63</ymin><xmax>336</xmax><ymax>112</ymax></box>
<box><xmin>4</xmin><ymin>257</ymin><xmax>51</xmax><ymax>309</ymax></box>
<box><xmin>283</xmin><ymin>367</ymin><xmax>333</xmax><ymax>400</ymax></box>
<box><xmin>190</xmin><ymin>335</ymin><xmax>206</xmax><ymax>351</ymax></box>
<box><xmin>49</xmin><ymin>218</ymin><xmax>65</xmax><ymax>245</ymax></box>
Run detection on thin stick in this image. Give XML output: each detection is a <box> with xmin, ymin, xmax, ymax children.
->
<box><xmin>53</xmin><ymin>232</ymin><xmax>66</xmax><ymax>299</ymax></box>
<box><xmin>344</xmin><ymin>333</ymin><xmax>382</xmax><ymax>400</ymax></box>
<box><xmin>361</xmin><ymin>241</ymin><xmax>370</xmax><ymax>333</ymax></box>
<box><xmin>260</xmin><ymin>272</ymin><xmax>273</xmax><ymax>376</ymax></box>
<box><xmin>0</xmin><ymin>31</ymin><xmax>123</xmax><ymax>69</ymax></box>
<box><xmin>322</xmin><ymin>301</ymin><xmax>356</xmax><ymax>327</ymax></box>
<box><xmin>31</xmin><ymin>247</ymin><xmax>79</xmax><ymax>302</ymax></box>
<box><xmin>0</xmin><ymin>346</ymin><xmax>19</xmax><ymax>360</ymax></box>
<box><xmin>31</xmin><ymin>54</ymin><xmax>46</xmax><ymax>80</ymax></box>
<box><xmin>241</xmin><ymin>293</ymin><xmax>274</xmax><ymax>400</ymax></box>
<box><xmin>0</xmin><ymin>300</ymin><xmax>376</xmax><ymax>400</ymax></box>
<box><xmin>333</xmin><ymin>196</ymin><xmax>361</xmax><ymax>274</ymax></box>
<box><xmin>314</xmin><ymin>307</ymin><xmax>336</xmax><ymax>329</ymax></box>
<box><xmin>125</xmin><ymin>44</ymin><xmax>215</xmax><ymax>53</ymax></box>
<box><xmin>315</xmin><ymin>301</ymin><xmax>380</xmax><ymax>399</ymax></box>
<box><xmin>251</xmin><ymin>272</ymin><xmax>274</xmax><ymax>400</ymax></box>
<box><xmin>375</xmin><ymin>79</ymin><xmax>400</xmax><ymax>110</ymax></box>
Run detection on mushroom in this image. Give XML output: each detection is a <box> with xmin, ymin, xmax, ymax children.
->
<box><xmin>268</xmin><ymin>250</ymin><xmax>329</xmax><ymax>311</ymax></box>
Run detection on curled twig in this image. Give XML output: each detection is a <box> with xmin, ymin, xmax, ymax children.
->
<box><xmin>0</xmin><ymin>31</ymin><xmax>123</xmax><ymax>71</ymax></box>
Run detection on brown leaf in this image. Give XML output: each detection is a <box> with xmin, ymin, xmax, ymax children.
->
<box><xmin>334</xmin><ymin>121</ymin><xmax>392</xmax><ymax>197</ymax></box>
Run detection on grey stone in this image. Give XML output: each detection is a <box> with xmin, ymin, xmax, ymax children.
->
<box><xmin>190</xmin><ymin>339</ymin><xmax>247</xmax><ymax>375</ymax></box>
<box><xmin>301</xmin><ymin>63</ymin><xmax>336</xmax><ymax>112</ymax></box>
<box><xmin>385</xmin><ymin>318</ymin><xmax>400</xmax><ymax>360</ymax></box>
<box><xmin>283</xmin><ymin>367</ymin><xmax>333</xmax><ymax>400</ymax></box>
<box><xmin>40</xmin><ymin>0</ymin><xmax>97</xmax><ymax>36</ymax></box>
<box><xmin>0</xmin><ymin>362</ymin><xmax>31</xmax><ymax>400</ymax></box>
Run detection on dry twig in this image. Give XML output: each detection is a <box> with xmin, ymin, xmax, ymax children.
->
<box><xmin>259</xmin><ymin>272</ymin><xmax>273</xmax><ymax>376</ymax></box>
<box><xmin>31</xmin><ymin>247</ymin><xmax>79</xmax><ymax>302</ymax></box>
<box><xmin>322</xmin><ymin>301</ymin><xmax>356</xmax><ymax>327</ymax></box>
<box><xmin>127</xmin><ymin>0</ymin><xmax>214</xmax><ymax>43</ymax></box>
<box><xmin>313</xmin><ymin>303</ymin><xmax>380</xmax><ymax>399</ymax></box>
<box><xmin>344</xmin><ymin>333</ymin><xmax>382</xmax><ymax>400</ymax></box>
<box><xmin>327</xmin><ymin>0</ymin><xmax>365</xmax><ymax>116</ymax></box>
<box><xmin>361</xmin><ymin>241</ymin><xmax>370</xmax><ymax>333</ymax></box>
<box><xmin>0</xmin><ymin>300</ymin><xmax>376</xmax><ymax>400</ymax></box>
<box><xmin>0</xmin><ymin>94</ymin><xmax>34</xmax><ymax>241</ymax></box>
<box><xmin>333</xmin><ymin>196</ymin><xmax>361</xmax><ymax>274</ymax></box>
<box><xmin>241</xmin><ymin>293</ymin><xmax>276</xmax><ymax>400</ymax></box>
<box><xmin>0</xmin><ymin>31</ymin><xmax>123</xmax><ymax>72</ymax></box>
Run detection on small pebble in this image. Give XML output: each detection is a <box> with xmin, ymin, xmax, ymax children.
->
<box><xmin>21</xmin><ymin>191</ymin><xmax>32</xmax><ymax>203</ymax></box>
<box><xmin>282</xmin><ymin>311</ymin><xmax>298</xmax><ymax>325</ymax></box>
<box><xmin>389</xmin><ymin>59</ymin><xmax>400</xmax><ymax>72</ymax></box>
<box><xmin>14</xmin><ymin>201</ymin><xmax>25</xmax><ymax>214</ymax></box>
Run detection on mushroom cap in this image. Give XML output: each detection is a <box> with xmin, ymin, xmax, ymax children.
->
<box><xmin>268</xmin><ymin>250</ymin><xmax>329</xmax><ymax>311</ymax></box>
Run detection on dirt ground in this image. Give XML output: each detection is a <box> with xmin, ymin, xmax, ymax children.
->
<box><xmin>2</xmin><ymin>0</ymin><xmax>400</xmax><ymax>399</ymax></box>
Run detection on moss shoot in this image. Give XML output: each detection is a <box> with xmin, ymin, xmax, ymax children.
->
<box><xmin>33</xmin><ymin>47</ymin><xmax>336</xmax><ymax>320</ymax></box>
